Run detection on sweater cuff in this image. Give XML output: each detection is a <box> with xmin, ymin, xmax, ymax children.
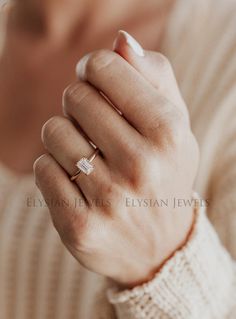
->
<box><xmin>107</xmin><ymin>196</ymin><xmax>235</xmax><ymax>319</ymax></box>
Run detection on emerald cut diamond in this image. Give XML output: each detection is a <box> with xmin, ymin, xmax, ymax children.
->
<box><xmin>76</xmin><ymin>158</ymin><xmax>94</xmax><ymax>175</ymax></box>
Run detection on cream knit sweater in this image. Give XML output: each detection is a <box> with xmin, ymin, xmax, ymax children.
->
<box><xmin>0</xmin><ymin>0</ymin><xmax>236</xmax><ymax>318</ymax></box>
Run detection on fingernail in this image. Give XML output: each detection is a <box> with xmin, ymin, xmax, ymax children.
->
<box><xmin>117</xmin><ymin>30</ymin><xmax>144</xmax><ymax>57</ymax></box>
<box><xmin>76</xmin><ymin>54</ymin><xmax>90</xmax><ymax>80</ymax></box>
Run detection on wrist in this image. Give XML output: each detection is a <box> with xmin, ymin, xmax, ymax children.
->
<box><xmin>113</xmin><ymin>204</ymin><xmax>196</xmax><ymax>289</ymax></box>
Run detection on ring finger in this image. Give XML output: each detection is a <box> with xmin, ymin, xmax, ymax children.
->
<box><xmin>41</xmin><ymin>115</ymin><xmax>110</xmax><ymax>204</ymax></box>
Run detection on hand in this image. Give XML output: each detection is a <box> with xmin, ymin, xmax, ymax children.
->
<box><xmin>34</xmin><ymin>31</ymin><xmax>199</xmax><ymax>288</ymax></box>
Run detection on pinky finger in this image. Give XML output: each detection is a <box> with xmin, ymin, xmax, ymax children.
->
<box><xmin>33</xmin><ymin>154</ymin><xmax>88</xmax><ymax>242</ymax></box>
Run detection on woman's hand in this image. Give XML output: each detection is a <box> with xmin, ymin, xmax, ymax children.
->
<box><xmin>34</xmin><ymin>31</ymin><xmax>199</xmax><ymax>288</ymax></box>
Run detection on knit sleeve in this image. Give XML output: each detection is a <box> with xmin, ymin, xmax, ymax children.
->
<box><xmin>107</xmin><ymin>201</ymin><xmax>236</xmax><ymax>318</ymax></box>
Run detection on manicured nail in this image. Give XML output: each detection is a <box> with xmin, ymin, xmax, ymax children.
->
<box><xmin>76</xmin><ymin>54</ymin><xmax>90</xmax><ymax>80</ymax></box>
<box><xmin>117</xmin><ymin>30</ymin><xmax>144</xmax><ymax>57</ymax></box>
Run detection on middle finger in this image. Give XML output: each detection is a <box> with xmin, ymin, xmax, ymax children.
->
<box><xmin>63</xmin><ymin>81</ymin><xmax>144</xmax><ymax>168</ymax></box>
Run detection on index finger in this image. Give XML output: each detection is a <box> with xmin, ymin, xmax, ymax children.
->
<box><xmin>76</xmin><ymin>50</ymin><xmax>183</xmax><ymax>140</ymax></box>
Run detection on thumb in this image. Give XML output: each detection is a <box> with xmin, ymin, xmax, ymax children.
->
<box><xmin>113</xmin><ymin>30</ymin><xmax>185</xmax><ymax>110</ymax></box>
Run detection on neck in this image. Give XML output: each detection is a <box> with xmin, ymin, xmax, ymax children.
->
<box><xmin>0</xmin><ymin>0</ymin><xmax>173</xmax><ymax>173</ymax></box>
<box><xmin>11</xmin><ymin>0</ymin><xmax>168</xmax><ymax>44</ymax></box>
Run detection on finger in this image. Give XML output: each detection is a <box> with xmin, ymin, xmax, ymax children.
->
<box><xmin>63</xmin><ymin>81</ymin><xmax>144</xmax><ymax>164</ymax></box>
<box><xmin>113</xmin><ymin>30</ymin><xmax>188</xmax><ymax>119</ymax></box>
<box><xmin>33</xmin><ymin>154</ymin><xmax>88</xmax><ymax>243</ymax></box>
<box><xmin>76</xmin><ymin>50</ymin><xmax>184</xmax><ymax>140</ymax></box>
<box><xmin>41</xmin><ymin>116</ymin><xmax>110</xmax><ymax>202</ymax></box>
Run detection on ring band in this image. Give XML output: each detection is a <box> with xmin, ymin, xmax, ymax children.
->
<box><xmin>70</xmin><ymin>148</ymin><xmax>99</xmax><ymax>181</ymax></box>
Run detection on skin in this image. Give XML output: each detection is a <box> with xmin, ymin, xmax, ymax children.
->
<box><xmin>0</xmin><ymin>0</ymin><xmax>172</xmax><ymax>172</ymax></box>
<box><xmin>0</xmin><ymin>0</ymin><xmax>199</xmax><ymax>287</ymax></box>
<box><xmin>34</xmin><ymin>33</ymin><xmax>199</xmax><ymax>287</ymax></box>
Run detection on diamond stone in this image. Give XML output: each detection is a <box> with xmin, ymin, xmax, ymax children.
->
<box><xmin>76</xmin><ymin>158</ymin><xmax>94</xmax><ymax>175</ymax></box>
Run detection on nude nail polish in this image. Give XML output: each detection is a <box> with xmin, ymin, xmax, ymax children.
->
<box><xmin>118</xmin><ymin>30</ymin><xmax>144</xmax><ymax>57</ymax></box>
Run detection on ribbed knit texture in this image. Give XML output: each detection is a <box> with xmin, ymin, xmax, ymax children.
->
<box><xmin>0</xmin><ymin>0</ymin><xmax>236</xmax><ymax>318</ymax></box>
<box><xmin>108</xmin><ymin>199</ymin><xmax>236</xmax><ymax>318</ymax></box>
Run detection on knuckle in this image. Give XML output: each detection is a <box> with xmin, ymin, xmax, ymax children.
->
<box><xmin>41</xmin><ymin>116</ymin><xmax>67</xmax><ymax>145</ymax></box>
<box><xmin>125</xmin><ymin>144</ymin><xmax>151</xmax><ymax>189</ymax></box>
<box><xmin>154</xmin><ymin>53</ymin><xmax>173</xmax><ymax>85</ymax></box>
<box><xmin>149</xmin><ymin>95</ymin><xmax>187</xmax><ymax>149</ymax></box>
<box><xmin>155</xmin><ymin>53</ymin><xmax>171</xmax><ymax>71</ymax></box>
<box><xmin>160</xmin><ymin>110</ymin><xmax>187</xmax><ymax>149</ymax></box>
<box><xmin>100</xmin><ymin>182</ymin><xmax>121</xmax><ymax>202</ymax></box>
<box><xmin>63</xmin><ymin>82</ymin><xmax>91</xmax><ymax>114</ymax></box>
<box><xmin>85</xmin><ymin>50</ymin><xmax>116</xmax><ymax>77</ymax></box>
